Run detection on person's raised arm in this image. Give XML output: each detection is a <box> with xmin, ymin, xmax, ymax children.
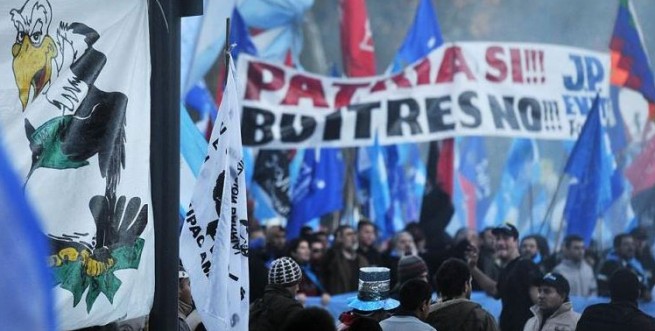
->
<box><xmin>466</xmin><ymin>245</ymin><xmax>498</xmax><ymax>297</ymax></box>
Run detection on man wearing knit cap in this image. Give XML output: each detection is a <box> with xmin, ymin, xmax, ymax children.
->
<box><xmin>390</xmin><ymin>255</ymin><xmax>429</xmax><ymax>300</ymax></box>
<box><xmin>576</xmin><ymin>268</ymin><xmax>655</xmax><ymax>331</ymax></box>
<box><xmin>250</xmin><ymin>257</ymin><xmax>304</xmax><ymax>331</ymax></box>
<box><xmin>523</xmin><ymin>273</ymin><xmax>580</xmax><ymax>331</ymax></box>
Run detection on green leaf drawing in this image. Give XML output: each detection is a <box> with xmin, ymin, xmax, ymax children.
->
<box><xmin>52</xmin><ymin>238</ymin><xmax>145</xmax><ymax>312</ymax></box>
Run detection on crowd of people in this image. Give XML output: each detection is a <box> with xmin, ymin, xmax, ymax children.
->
<box><xmin>177</xmin><ymin>220</ymin><xmax>655</xmax><ymax>331</ymax></box>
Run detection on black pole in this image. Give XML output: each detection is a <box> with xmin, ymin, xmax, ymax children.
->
<box><xmin>149</xmin><ymin>0</ymin><xmax>180</xmax><ymax>329</ymax></box>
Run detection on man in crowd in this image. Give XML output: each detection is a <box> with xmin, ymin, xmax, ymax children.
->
<box><xmin>553</xmin><ymin>235</ymin><xmax>597</xmax><ymax>297</ymax></box>
<box><xmin>576</xmin><ymin>268</ymin><xmax>655</xmax><ymax>331</ymax></box>
<box><xmin>357</xmin><ymin>219</ymin><xmax>382</xmax><ymax>266</ymax></box>
<box><xmin>597</xmin><ymin>233</ymin><xmax>651</xmax><ymax>301</ymax></box>
<box><xmin>323</xmin><ymin>225</ymin><xmax>369</xmax><ymax>294</ymax></box>
<box><xmin>428</xmin><ymin>258</ymin><xmax>498</xmax><ymax>331</ymax></box>
<box><xmin>466</xmin><ymin>223</ymin><xmax>542</xmax><ymax>331</ymax></box>
<box><xmin>631</xmin><ymin>227</ymin><xmax>655</xmax><ymax>291</ymax></box>
<box><xmin>380</xmin><ymin>279</ymin><xmax>435</xmax><ymax>331</ymax></box>
<box><xmin>250</xmin><ymin>257</ymin><xmax>304</xmax><ymax>330</ymax></box>
<box><xmin>523</xmin><ymin>273</ymin><xmax>580</xmax><ymax>331</ymax></box>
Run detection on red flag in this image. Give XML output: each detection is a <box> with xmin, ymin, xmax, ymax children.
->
<box><xmin>339</xmin><ymin>0</ymin><xmax>377</xmax><ymax>77</ymax></box>
<box><xmin>625</xmin><ymin>134</ymin><xmax>655</xmax><ymax>196</ymax></box>
<box><xmin>437</xmin><ymin>139</ymin><xmax>455</xmax><ymax>197</ymax></box>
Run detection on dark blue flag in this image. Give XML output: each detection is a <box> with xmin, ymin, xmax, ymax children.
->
<box><xmin>230</xmin><ymin>8</ymin><xmax>258</xmax><ymax>60</ymax></box>
<box><xmin>564</xmin><ymin>96</ymin><xmax>616</xmax><ymax>244</ymax></box>
<box><xmin>389</xmin><ymin>0</ymin><xmax>444</xmax><ymax>72</ymax></box>
<box><xmin>0</xmin><ymin>144</ymin><xmax>55</xmax><ymax>330</ymax></box>
<box><xmin>288</xmin><ymin>148</ymin><xmax>345</xmax><ymax>239</ymax></box>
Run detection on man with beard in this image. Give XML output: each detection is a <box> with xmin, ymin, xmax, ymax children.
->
<box><xmin>322</xmin><ymin>225</ymin><xmax>369</xmax><ymax>294</ymax></box>
<box><xmin>466</xmin><ymin>223</ymin><xmax>542</xmax><ymax>331</ymax></box>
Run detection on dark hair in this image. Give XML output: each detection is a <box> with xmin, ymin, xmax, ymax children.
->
<box><xmin>357</xmin><ymin>219</ymin><xmax>376</xmax><ymax>232</ymax></box>
<box><xmin>282</xmin><ymin>307</ymin><xmax>336</xmax><ymax>331</ymax></box>
<box><xmin>404</xmin><ymin>222</ymin><xmax>426</xmax><ymax>244</ymax></box>
<box><xmin>349</xmin><ymin>316</ymin><xmax>382</xmax><ymax>331</ymax></box>
<box><xmin>435</xmin><ymin>258</ymin><xmax>470</xmax><ymax>299</ymax></box>
<box><xmin>399</xmin><ymin>279</ymin><xmax>431</xmax><ymax>311</ymax></box>
<box><xmin>609</xmin><ymin>268</ymin><xmax>640</xmax><ymax>302</ymax></box>
<box><xmin>300</xmin><ymin>226</ymin><xmax>314</xmax><ymax>238</ymax></box>
<box><xmin>563</xmin><ymin>234</ymin><xmax>584</xmax><ymax>248</ymax></box>
<box><xmin>286</xmin><ymin>238</ymin><xmax>309</xmax><ymax>257</ymax></box>
<box><xmin>613</xmin><ymin>233</ymin><xmax>633</xmax><ymax>249</ymax></box>
<box><xmin>522</xmin><ymin>234</ymin><xmax>550</xmax><ymax>257</ymax></box>
<box><xmin>335</xmin><ymin>225</ymin><xmax>353</xmax><ymax>237</ymax></box>
<box><xmin>479</xmin><ymin>227</ymin><xmax>495</xmax><ymax>238</ymax></box>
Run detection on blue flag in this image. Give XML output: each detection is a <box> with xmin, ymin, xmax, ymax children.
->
<box><xmin>389</xmin><ymin>0</ymin><xmax>444</xmax><ymax>72</ymax></box>
<box><xmin>485</xmin><ymin>138</ymin><xmax>539</xmax><ymax>228</ymax></box>
<box><xmin>230</xmin><ymin>8</ymin><xmax>258</xmax><ymax>60</ymax></box>
<box><xmin>288</xmin><ymin>148</ymin><xmax>344</xmax><ymax>239</ymax></box>
<box><xmin>357</xmin><ymin>137</ymin><xmax>393</xmax><ymax>239</ymax></box>
<box><xmin>564</xmin><ymin>96</ymin><xmax>616</xmax><ymax>244</ymax></box>
<box><xmin>0</xmin><ymin>145</ymin><xmax>55</xmax><ymax>330</ymax></box>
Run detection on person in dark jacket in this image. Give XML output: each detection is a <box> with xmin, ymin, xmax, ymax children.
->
<box><xmin>427</xmin><ymin>258</ymin><xmax>499</xmax><ymax>331</ymax></box>
<box><xmin>250</xmin><ymin>257</ymin><xmax>304</xmax><ymax>331</ymax></box>
<box><xmin>576</xmin><ymin>268</ymin><xmax>655</xmax><ymax>331</ymax></box>
<box><xmin>597</xmin><ymin>233</ymin><xmax>652</xmax><ymax>301</ymax></box>
<box><xmin>466</xmin><ymin>223</ymin><xmax>541</xmax><ymax>331</ymax></box>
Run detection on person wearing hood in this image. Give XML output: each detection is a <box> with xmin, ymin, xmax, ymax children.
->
<box><xmin>523</xmin><ymin>273</ymin><xmax>580</xmax><ymax>331</ymax></box>
<box><xmin>427</xmin><ymin>258</ymin><xmax>498</xmax><ymax>331</ymax></box>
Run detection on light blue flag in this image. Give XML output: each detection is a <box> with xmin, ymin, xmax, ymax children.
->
<box><xmin>484</xmin><ymin>138</ymin><xmax>539</xmax><ymax>228</ymax></box>
<box><xmin>288</xmin><ymin>148</ymin><xmax>344</xmax><ymax>239</ymax></box>
<box><xmin>0</xmin><ymin>144</ymin><xmax>56</xmax><ymax>330</ymax></box>
<box><xmin>564</xmin><ymin>96</ymin><xmax>616</xmax><ymax>244</ymax></box>
<box><xmin>389</xmin><ymin>0</ymin><xmax>444</xmax><ymax>73</ymax></box>
<box><xmin>357</xmin><ymin>137</ymin><xmax>393</xmax><ymax>239</ymax></box>
<box><xmin>238</xmin><ymin>0</ymin><xmax>313</xmax><ymax>64</ymax></box>
<box><xmin>180</xmin><ymin>104</ymin><xmax>208</xmax><ymax>221</ymax></box>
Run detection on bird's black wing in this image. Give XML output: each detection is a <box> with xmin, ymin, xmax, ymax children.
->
<box><xmin>62</xmin><ymin>87</ymin><xmax>127</xmax><ymax>194</ymax></box>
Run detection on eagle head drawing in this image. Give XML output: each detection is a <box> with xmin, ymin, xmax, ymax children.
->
<box><xmin>10</xmin><ymin>0</ymin><xmax>58</xmax><ymax>110</ymax></box>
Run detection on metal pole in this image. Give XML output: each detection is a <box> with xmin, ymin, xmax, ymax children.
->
<box><xmin>149</xmin><ymin>0</ymin><xmax>180</xmax><ymax>329</ymax></box>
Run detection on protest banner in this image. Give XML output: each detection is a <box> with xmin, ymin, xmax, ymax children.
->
<box><xmin>238</xmin><ymin>42</ymin><xmax>611</xmax><ymax>148</ymax></box>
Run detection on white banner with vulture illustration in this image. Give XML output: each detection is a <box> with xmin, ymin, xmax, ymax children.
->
<box><xmin>0</xmin><ymin>0</ymin><xmax>153</xmax><ymax>329</ymax></box>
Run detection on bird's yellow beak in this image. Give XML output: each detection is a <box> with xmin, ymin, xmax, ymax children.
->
<box><xmin>12</xmin><ymin>34</ymin><xmax>57</xmax><ymax>110</ymax></box>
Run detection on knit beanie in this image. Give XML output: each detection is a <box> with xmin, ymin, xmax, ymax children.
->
<box><xmin>268</xmin><ymin>257</ymin><xmax>302</xmax><ymax>286</ymax></box>
<box><xmin>397</xmin><ymin>255</ymin><xmax>428</xmax><ymax>283</ymax></box>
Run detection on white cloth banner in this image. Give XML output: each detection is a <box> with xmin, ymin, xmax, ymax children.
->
<box><xmin>0</xmin><ymin>0</ymin><xmax>153</xmax><ymax>329</ymax></box>
<box><xmin>238</xmin><ymin>42</ymin><xmax>612</xmax><ymax>148</ymax></box>
<box><xmin>180</xmin><ymin>54</ymin><xmax>249</xmax><ymax>331</ymax></box>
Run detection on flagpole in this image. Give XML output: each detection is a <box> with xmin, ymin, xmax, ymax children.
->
<box><xmin>539</xmin><ymin>170</ymin><xmax>566</xmax><ymax>238</ymax></box>
<box><xmin>148</xmin><ymin>0</ymin><xmax>200</xmax><ymax>329</ymax></box>
<box><xmin>528</xmin><ymin>182</ymin><xmax>534</xmax><ymax>234</ymax></box>
<box><xmin>224</xmin><ymin>17</ymin><xmax>231</xmax><ymax>86</ymax></box>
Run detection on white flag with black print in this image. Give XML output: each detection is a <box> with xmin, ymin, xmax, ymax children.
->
<box><xmin>180</xmin><ymin>54</ymin><xmax>249</xmax><ymax>331</ymax></box>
